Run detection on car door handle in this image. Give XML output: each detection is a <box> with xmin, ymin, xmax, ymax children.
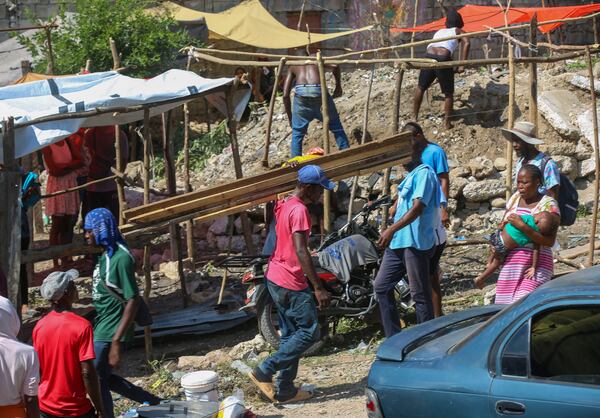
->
<box><xmin>496</xmin><ymin>400</ymin><xmax>526</xmax><ymax>415</ymax></box>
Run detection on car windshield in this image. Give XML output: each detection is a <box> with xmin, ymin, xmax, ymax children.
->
<box><xmin>449</xmin><ymin>295</ymin><xmax>532</xmax><ymax>354</ymax></box>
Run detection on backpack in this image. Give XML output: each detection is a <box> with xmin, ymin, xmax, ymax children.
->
<box><xmin>540</xmin><ymin>155</ymin><xmax>579</xmax><ymax>226</ymax></box>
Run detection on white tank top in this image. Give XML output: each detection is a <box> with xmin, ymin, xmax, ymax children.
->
<box><xmin>427</xmin><ymin>27</ymin><xmax>458</xmax><ymax>54</ymax></box>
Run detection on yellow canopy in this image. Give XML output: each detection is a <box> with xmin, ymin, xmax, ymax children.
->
<box><xmin>11</xmin><ymin>73</ymin><xmax>57</xmax><ymax>85</ymax></box>
<box><xmin>154</xmin><ymin>0</ymin><xmax>372</xmax><ymax>49</ymax></box>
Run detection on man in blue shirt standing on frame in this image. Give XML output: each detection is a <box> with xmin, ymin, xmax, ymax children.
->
<box><xmin>374</xmin><ymin>138</ymin><xmax>442</xmax><ymax>337</ymax></box>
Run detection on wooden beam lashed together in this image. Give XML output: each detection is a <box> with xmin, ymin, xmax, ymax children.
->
<box><xmin>262</xmin><ymin>57</ymin><xmax>286</xmax><ymax>168</ymax></box>
<box><xmin>529</xmin><ymin>13</ymin><xmax>539</xmax><ymax>134</ymax></box>
<box><xmin>0</xmin><ymin>118</ymin><xmax>22</xmax><ymax>307</ymax></box>
<box><xmin>381</xmin><ymin>65</ymin><xmax>405</xmax><ymax>232</ymax></box>
<box><xmin>316</xmin><ymin>51</ymin><xmax>332</xmax><ymax>235</ymax></box>
<box><xmin>226</xmin><ymin>79</ymin><xmax>258</xmax><ymax>255</ymax></box>
<box><xmin>141</xmin><ymin>108</ymin><xmax>153</xmax><ymax>360</ymax></box>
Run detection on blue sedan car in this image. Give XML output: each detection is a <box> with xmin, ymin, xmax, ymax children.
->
<box><xmin>366</xmin><ymin>266</ymin><xmax>600</xmax><ymax>418</ymax></box>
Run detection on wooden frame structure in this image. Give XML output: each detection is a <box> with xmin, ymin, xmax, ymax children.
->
<box><xmin>2</xmin><ymin>7</ymin><xmax>600</xmax><ymax>336</ymax></box>
<box><xmin>182</xmin><ymin>9</ymin><xmax>600</xmax><ymax>263</ymax></box>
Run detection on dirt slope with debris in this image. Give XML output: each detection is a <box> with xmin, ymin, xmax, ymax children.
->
<box><xmin>192</xmin><ymin>62</ymin><xmax>591</xmax><ymax>189</ymax></box>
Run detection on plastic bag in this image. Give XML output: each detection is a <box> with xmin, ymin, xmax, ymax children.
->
<box><xmin>218</xmin><ymin>389</ymin><xmax>245</xmax><ymax>418</ymax></box>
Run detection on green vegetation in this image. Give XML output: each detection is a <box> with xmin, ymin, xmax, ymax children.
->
<box><xmin>565</xmin><ymin>56</ymin><xmax>599</xmax><ymax>71</ymax></box>
<box><xmin>151</xmin><ymin>119</ymin><xmax>230</xmax><ymax>179</ymax></box>
<box><xmin>18</xmin><ymin>0</ymin><xmax>193</xmax><ymax>77</ymax></box>
<box><xmin>176</xmin><ymin>120</ymin><xmax>231</xmax><ymax>172</ymax></box>
<box><xmin>577</xmin><ymin>204</ymin><xmax>588</xmax><ymax>218</ymax></box>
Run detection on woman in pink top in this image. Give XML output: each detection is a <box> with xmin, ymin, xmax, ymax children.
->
<box><xmin>42</xmin><ymin>135</ymin><xmax>83</xmax><ymax>268</ymax></box>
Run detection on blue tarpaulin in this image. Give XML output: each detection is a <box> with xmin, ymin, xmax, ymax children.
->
<box><xmin>0</xmin><ymin>69</ymin><xmax>250</xmax><ymax>159</ymax></box>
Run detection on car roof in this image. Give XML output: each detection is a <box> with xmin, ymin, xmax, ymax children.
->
<box><xmin>534</xmin><ymin>265</ymin><xmax>600</xmax><ymax>300</ymax></box>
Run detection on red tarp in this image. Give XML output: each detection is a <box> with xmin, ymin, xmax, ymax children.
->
<box><xmin>392</xmin><ymin>4</ymin><xmax>600</xmax><ymax>34</ymax></box>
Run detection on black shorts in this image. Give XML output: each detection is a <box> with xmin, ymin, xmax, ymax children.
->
<box><xmin>429</xmin><ymin>242</ymin><xmax>446</xmax><ymax>276</ymax></box>
<box><xmin>487</xmin><ymin>230</ymin><xmax>508</xmax><ymax>258</ymax></box>
<box><xmin>418</xmin><ymin>53</ymin><xmax>454</xmax><ymax>96</ymax></box>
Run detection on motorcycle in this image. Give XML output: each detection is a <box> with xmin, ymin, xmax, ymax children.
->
<box><xmin>236</xmin><ymin>195</ymin><xmax>413</xmax><ymax>355</ymax></box>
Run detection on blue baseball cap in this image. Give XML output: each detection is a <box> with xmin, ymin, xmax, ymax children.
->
<box><xmin>297</xmin><ymin>165</ymin><xmax>335</xmax><ymax>190</ymax></box>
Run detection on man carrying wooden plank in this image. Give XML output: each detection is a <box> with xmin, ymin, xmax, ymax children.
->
<box><xmin>249</xmin><ymin>165</ymin><xmax>333</xmax><ymax>404</ymax></box>
<box><xmin>283</xmin><ymin>56</ymin><xmax>349</xmax><ymax>157</ymax></box>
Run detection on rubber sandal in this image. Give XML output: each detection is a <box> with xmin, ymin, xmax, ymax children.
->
<box><xmin>247</xmin><ymin>371</ymin><xmax>275</xmax><ymax>402</ymax></box>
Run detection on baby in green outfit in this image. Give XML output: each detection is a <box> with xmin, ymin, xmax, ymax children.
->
<box><xmin>474</xmin><ymin>211</ymin><xmax>559</xmax><ymax>289</ymax></box>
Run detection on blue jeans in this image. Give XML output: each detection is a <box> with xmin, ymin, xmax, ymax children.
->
<box><xmin>258</xmin><ymin>280</ymin><xmax>320</xmax><ymax>396</ymax></box>
<box><xmin>261</xmin><ymin>219</ymin><xmax>277</xmax><ymax>256</ymax></box>
<box><xmin>291</xmin><ymin>86</ymin><xmax>349</xmax><ymax>158</ymax></box>
<box><xmin>374</xmin><ymin>247</ymin><xmax>435</xmax><ymax>337</ymax></box>
<box><xmin>94</xmin><ymin>341</ymin><xmax>161</xmax><ymax>418</ymax></box>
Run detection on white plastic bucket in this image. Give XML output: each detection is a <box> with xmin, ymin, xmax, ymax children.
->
<box><xmin>181</xmin><ymin>370</ymin><xmax>219</xmax><ymax>402</ymax></box>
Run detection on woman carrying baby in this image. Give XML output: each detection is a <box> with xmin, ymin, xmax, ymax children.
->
<box><xmin>488</xmin><ymin>164</ymin><xmax>560</xmax><ymax>304</ymax></box>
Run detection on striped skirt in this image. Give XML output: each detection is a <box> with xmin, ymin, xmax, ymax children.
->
<box><xmin>495</xmin><ymin>246</ymin><xmax>553</xmax><ymax>305</ymax></box>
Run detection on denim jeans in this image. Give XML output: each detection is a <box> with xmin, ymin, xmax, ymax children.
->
<box><xmin>291</xmin><ymin>86</ymin><xmax>349</xmax><ymax>158</ymax></box>
<box><xmin>374</xmin><ymin>247</ymin><xmax>435</xmax><ymax>337</ymax></box>
<box><xmin>94</xmin><ymin>341</ymin><xmax>161</xmax><ymax>418</ymax></box>
<box><xmin>258</xmin><ymin>280</ymin><xmax>320</xmax><ymax>396</ymax></box>
<box><xmin>261</xmin><ymin>219</ymin><xmax>277</xmax><ymax>256</ymax></box>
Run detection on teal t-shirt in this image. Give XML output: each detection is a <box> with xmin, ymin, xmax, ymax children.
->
<box><xmin>92</xmin><ymin>244</ymin><xmax>139</xmax><ymax>342</ymax></box>
<box><xmin>504</xmin><ymin>214</ymin><xmax>539</xmax><ymax>247</ymax></box>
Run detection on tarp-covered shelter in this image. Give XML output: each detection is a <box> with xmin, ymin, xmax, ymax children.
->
<box><xmin>152</xmin><ymin>0</ymin><xmax>372</xmax><ymax>49</ymax></box>
<box><xmin>392</xmin><ymin>4</ymin><xmax>600</xmax><ymax>34</ymax></box>
<box><xmin>0</xmin><ymin>69</ymin><xmax>250</xmax><ymax>159</ymax></box>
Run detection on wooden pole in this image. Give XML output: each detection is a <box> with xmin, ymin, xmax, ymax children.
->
<box><xmin>410</xmin><ymin>0</ymin><xmax>420</xmax><ymax>59</ymax></box>
<box><xmin>586</xmin><ymin>47</ymin><xmax>600</xmax><ymax>267</ymax></box>
<box><xmin>297</xmin><ymin>0</ymin><xmax>307</xmax><ymax>31</ymax></box>
<box><xmin>529</xmin><ymin>13</ymin><xmax>539</xmax><ymax>134</ymax></box>
<box><xmin>45</xmin><ymin>27</ymin><xmax>55</xmax><ymax>75</ymax></box>
<box><xmin>381</xmin><ymin>65</ymin><xmax>404</xmax><ymax>232</ymax></box>
<box><xmin>0</xmin><ymin>118</ymin><xmax>22</xmax><ymax>307</ymax></box>
<box><xmin>316</xmin><ymin>51</ymin><xmax>332</xmax><ymax>235</ymax></box>
<box><xmin>541</xmin><ymin>0</ymin><xmax>554</xmax><ymax>50</ymax></box>
<box><xmin>182</xmin><ymin>102</ymin><xmax>196</xmax><ymax>264</ymax></box>
<box><xmin>262</xmin><ymin>57</ymin><xmax>286</xmax><ymax>168</ymax></box>
<box><xmin>109</xmin><ymin>38</ymin><xmax>121</xmax><ymax>70</ymax></box>
<box><xmin>114</xmin><ymin>125</ymin><xmax>126</xmax><ymax>225</ymax></box>
<box><xmin>226</xmin><ymin>79</ymin><xmax>258</xmax><ymax>255</ymax></box>
<box><xmin>20</xmin><ymin>60</ymin><xmax>31</xmax><ymax>76</ymax></box>
<box><xmin>141</xmin><ymin>109</ymin><xmax>153</xmax><ymax>360</ymax></box>
<box><xmin>347</xmin><ymin>65</ymin><xmax>375</xmax><ymax>222</ymax></box>
<box><xmin>162</xmin><ymin>112</ymin><xmax>190</xmax><ymax>307</ymax></box>
<box><xmin>503</xmin><ymin>0</ymin><xmax>515</xmax><ymax>201</ymax></box>
<box><xmin>204</xmin><ymin>98</ymin><xmax>211</xmax><ymax>133</ymax></box>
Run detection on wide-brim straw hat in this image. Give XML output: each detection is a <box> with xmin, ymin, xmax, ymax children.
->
<box><xmin>501</xmin><ymin>121</ymin><xmax>544</xmax><ymax>145</ymax></box>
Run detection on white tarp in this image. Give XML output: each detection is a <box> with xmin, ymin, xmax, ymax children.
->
<box><xmin>0</xmin><ymin>69</ymin><xmax>250</xmax><ymax>159</ymax></box>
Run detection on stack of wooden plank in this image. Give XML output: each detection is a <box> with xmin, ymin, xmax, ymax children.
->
<box><xmin>121</xmin><ymin>132</ymin><xmax>412</xmax><ymax>235</ymax></box>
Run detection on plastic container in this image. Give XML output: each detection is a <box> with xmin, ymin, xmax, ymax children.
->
<box><xmin>181</xmin><ymin>371</ymin><xmax>219</xmax><ymax>402</ymax></box>
<box><xmin>137</xmin><ymin>400</ymin><xmax>219</xmax><ymax>417</ymax></box>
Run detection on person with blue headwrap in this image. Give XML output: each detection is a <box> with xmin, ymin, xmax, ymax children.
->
<box><xmin>84</xmin><ymin>208</ymin><xmax>159</xmax><ymax>417</ymax></box>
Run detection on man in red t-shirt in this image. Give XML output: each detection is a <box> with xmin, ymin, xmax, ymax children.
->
<box><xmin>33</xmin><ymin>270</ymin><xmax>105</xmax><ymax>418</ymax></box>
<box><xmin>249</xmin><ymin>165</ymin><xmax>333</xmax><ymax>404</ymax></box>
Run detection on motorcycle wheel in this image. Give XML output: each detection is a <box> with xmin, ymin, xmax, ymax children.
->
<box><xmin>257</xmin><ymin>297</ymin><xmax>327</xmax><ymax>357</ymax></box>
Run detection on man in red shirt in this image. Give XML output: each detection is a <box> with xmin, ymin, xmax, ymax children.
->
<box><xmin>33</xmin><ymin>270</ymin><xmax>105</xmax><ymax>418</ymax></box>
<box><xmin>249</xmin><ymin>165</ymin><xmax>333</xmax><ymax>404</ymax></box>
